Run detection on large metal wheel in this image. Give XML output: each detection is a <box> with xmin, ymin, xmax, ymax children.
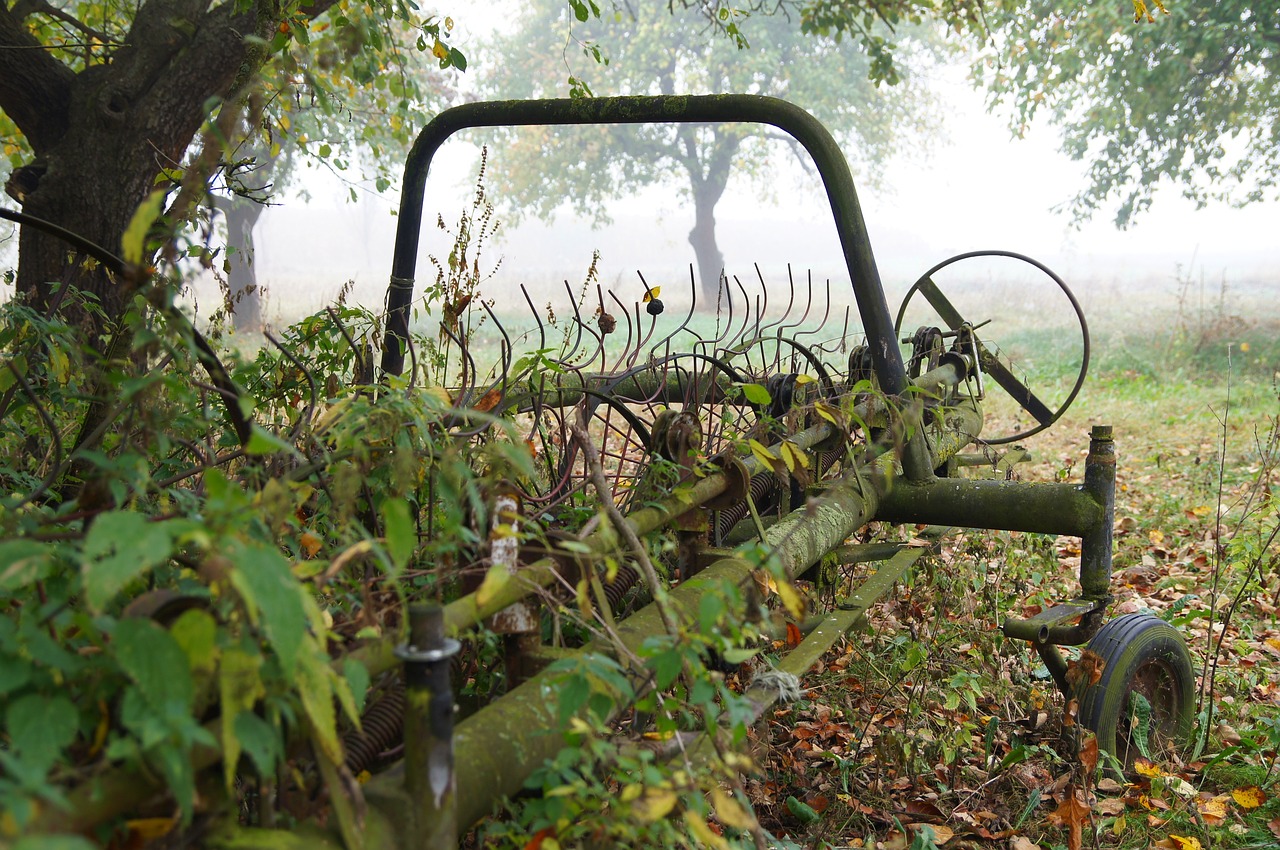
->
<box><xmin>1076</xmin><ymin>613</ymin><xmax>1195</xmax><ymax>770</ymax></box>
<box><xmin>894</xmin><ymin>250</ymin><xmax>1090</xmax><ymax>444</ymax></box>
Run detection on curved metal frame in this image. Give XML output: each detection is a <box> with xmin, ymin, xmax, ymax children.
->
<box><xmin>376</xmin><ymin>95</ymin><xmax>927</xmax><ymax>475</ymax></box>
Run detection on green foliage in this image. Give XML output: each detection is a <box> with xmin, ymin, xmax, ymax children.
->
<box><xmin>979</xmin><ymin>2</ymin><xmax>1280</xmax><ymax>225</ymax></box>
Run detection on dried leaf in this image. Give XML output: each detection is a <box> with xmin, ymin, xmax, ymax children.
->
<box><xmin>1046</xmin><ymin>787</ymin><xmax>1090</xmax><ymax>850</ymax></box>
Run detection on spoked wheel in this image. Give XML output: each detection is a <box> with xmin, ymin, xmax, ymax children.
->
<box><xmin>1076</xmin><ymin>614</ymin><xmax>1195</xmax><ymax>771</ymax></box>
<box><xmin>895</xmin><ymin>250</ymin><xmax>1090</xmax><ymax>444</ymax></box>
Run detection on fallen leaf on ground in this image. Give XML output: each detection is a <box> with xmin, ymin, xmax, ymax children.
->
<box><xmin>1232</xmin><ymin>785</ymin><xmax>1266</xmax><ymax>808</ymax></box>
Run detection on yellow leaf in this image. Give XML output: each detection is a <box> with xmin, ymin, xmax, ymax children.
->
<box><xmin>475</xmin><ymin>561</ymin><xmax>511</xmax><ymax>608</ymax></box>
<box><xmin>780</xmin><ymin>441</ymin><xmax>810</xmax><ymax>472</ymax></box>
<box><xmin>711</xmin><ymin>788</ymin><xmax>757</xmax><ymax>831</ymax></box>
<box><xmin>632</xmin><ymin>788</ymin><xmax>678</xmax><ymax>822</ymax></box>
<box><xmin>121</xmin><ymin>188</ymin><xmax>167</xmax><ymax>265</ymax></box>
<box><xmin>300</xmin><ymin>531</ymin><xmax>323</xmax><ymax>558</ymax></box>
<box><xmin>432</xmin><ymin>39</ymin><xmax>449</xmax><ymax>60</ymax></box>
<box><xmin>1168</xmin><ymin>835</ymin><xmax>1203</xmax><ymax>850</ymax></box>
<box><xmin>642</xmin><ymin>286</ymin><xmax>661</xmax><ymax>303</ymax></box>
<box><xmin>1134</xmin><ymin>757</ymin><xmax>1164</xmax><ymax>777</ymax></box>
<box><xmin>684</xmin><ymin>811</ymin><xmax>730</xmax><ymax>850</ymax></box>
<box><xmin>1232</xmin><ymin>786</ymin><xmax>1266</xmax><ymax>809</ymax></box>
<box><xmin>794</xmin><ymin>373</ymin><xmax>816</xmax><ymax>385</ymax></box>
<box><xmin>775</xmin><ymin>578</ymin><xmax>806</xmax><ymax>619</ymax></box>
<box><xmin>126</xmin><ymin>818</ymin><xmax>177</xmax><ymax>841</ymax></box>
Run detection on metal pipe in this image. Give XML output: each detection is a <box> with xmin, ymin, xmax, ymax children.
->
<box><xmin>1080</xmin><ymin>425</ymin><xmax>1116</xmax><ymax>600</ymax></box>
<box><xmin>395</xmin><ymin>604</ymin><xmax>461</xmax><ymax>849</ymax></box>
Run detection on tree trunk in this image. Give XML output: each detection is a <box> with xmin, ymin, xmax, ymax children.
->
<box><xmin>688</xmin><ymin>185</ymin><xmax>725</xmax><ymax>304</ymax></box>
<box><xmin>215</xmin><ymin>195</ymin><xmax>267</xmax><ymax>332</ymax></box>
<box><xmin>0</xmin><ymin>0</ymin><xmax>331</xmax><ymax>335</ymax></box>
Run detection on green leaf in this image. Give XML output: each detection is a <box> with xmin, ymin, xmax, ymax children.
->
<box><xmin>785</xmin><ymin>795</ymin><xmax>820</xmax><ymax>824</ymax></box>
<box><xmin>648</xmin><ymin>646</ymin><xmax>684</xmax><ymax>691</ymax></box>
<box><xmin>171</xmin><ymin>608</ymin><xmax>219</xmax><ymax>680</ymax></box>
<box><xmin>297</xmin><ymin>649</ymin><xmax>342</xmax><ymax>764</ymax></box>
<box><xmin>556</xmin><ymin>670</ymin><xmax>590</xmax><ymax>727</ymax></box>
<box><xmin>233</xmin><ymin>711</ymin><xmax>282</xmax><ymax>778</ymax></box>
<box><xmin>342</xmin><ymin>658</ymin><xmax>371</xmax><ymax>715</ymax></box>
<box><xmin>121</xmin><ymin>189</ymin><xmax>167</xmax><ymax>264</ymax></box>
<box><xmin>220</xmin><ymin>645</ymin><xmax>265</xmax><ymax>789</ymax></box>
<box><xmin>114</xmin><ymin>619</ymin><xmax>194</xmax><ymax>715</ymax></box>
<box><xmin>381</xmin><ymin>498</ymin><xmax>414</xmax><ymax>572</ymax></box>
<box><xmin>740</xmin><ymin>383</ymin><xmax>772</xmax><ymax>405</ymax></box>
<box><xmin>0</xmin><ymin>541</ymin><xmax>55</xmax><ymax>591</ymax></box>
<box><xmin>245</xmin><ymin>424</ymin><xmax>296</xmax><ymax>457</ymax></box>
<box><xmin>5</xmin><ymin>692</ymin><xmax>78</xmax><ymax>778</ymax></box>
<box><xmin>82</xmin><ymin>511</ymin><xmax>173</xmax><ymax>612</ymax></box>
<box><xmin>228</xmin><ymin>541</ymin><xmax>307</xmax><ymax>677</ymax></box>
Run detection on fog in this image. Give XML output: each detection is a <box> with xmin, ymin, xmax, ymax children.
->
<box><xmin>225</xmin><ymin>59</ymin><xmax>1276</xmax><ymax>337</ymax></box>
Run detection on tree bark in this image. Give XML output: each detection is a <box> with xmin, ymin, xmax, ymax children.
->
<box><xmin>677</xmin><ymin>126</ymin><xmax>740</xmax><ymax>303</ymax></box>
<box><xmin>688</xmin><ymin>184</ymin><xmax>724</xmax><ymax>304</ymax></box>
<box><xmin>215</xmin><ymin>195</ymin><xmax>266</xmax><ymax>331</ymax></box>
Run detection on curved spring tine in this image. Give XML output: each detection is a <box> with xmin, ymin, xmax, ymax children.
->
<box><xmin>551</xmin><ymin>279</ymin><xmax>592</xmax><ymax>372</ymax></box>
<box><xmin>591</xmin><ymin>285</ymin><xmax>611</xmax><ymax>372</ymax></box>
<box><xmin>718</xmin><ymin>274</ymin><xmax>754</xmax><ymax>359</ymax></box>
<box><xmin>692</xmin><ymin>267</ymin><xmax>731</xmax><ymax>359</ymax></box>
<box><xmin>439</xmin><ymin>322</ymin><xmax>477</xmax><ymax>407</ymax></box>
<box><xmin>454</xmin><ymin>301</ymin><xmax>515</xmax><ymax>423</ymax></box>
<box><xmin>755</xmin><ymin>264</ymin><xmax>795</xmax><ymax>371</ymax></box>
<box><xmin>521</xmin><ymin>284</ymin><xmax>547</xmax><ymax>354</ymax></box>
<box><xmin>647</xmin><ymin>266</ymin><xmax>697</xmax><ymax>363</ymax></box>
<box><xmin>607</xmin><ymin>289</ymin><xmax>635</xmax><ymax>375</ymax></box>
<box><xmin>793</xmin><ymin>277</ymin><xmax>831</xmax><ymax>345</ymax></box>
<box><xmin>774</xmin><ymin>268</ymin><xmax>815</xmax><ymax>372</ymax></box>
<box><xmin>628</xmin><ymin>272</ymin><xmax>659</xmax><ymax>366</ymax></box>
<box><xmin>775</xmin><ymin>267</ymin><xmax>813</xmax><ymax>339</ymax></box>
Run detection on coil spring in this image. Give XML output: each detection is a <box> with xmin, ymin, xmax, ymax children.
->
<box><xmin>714</xmin><ymin>448</ymin><xmax>842</xmax><ymax>540</ymax></box>
<box><xmin>343</xmin><ymin>681</ymin><xmax>405</xmax><ymax>775</ymax></box>
<box><xmin>601</xmin><ymin>563</ymin><xmax>642</xmax><ymax>611</ymax></box>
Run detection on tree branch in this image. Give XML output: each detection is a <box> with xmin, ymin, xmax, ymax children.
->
<box><xmin>22</xmin><ymin>0</ymin><xmax>113</xmax><ymax>43</ymax></box>
<box><xmin>0</xmin><ymin>0</ymin><xmax>74</xmax><ymax>151</ymax></box>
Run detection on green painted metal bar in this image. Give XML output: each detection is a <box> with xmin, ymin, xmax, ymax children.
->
<box><xmin>875</xmin><ymin>478</ymin><xmax>1105</xmax><ymax>538</ymax></box>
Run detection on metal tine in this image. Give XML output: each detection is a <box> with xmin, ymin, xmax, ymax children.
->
<box><xmin>774</xmin><ymin>268</ymin><xmax>816</xmax><ymax>372</ymax></box>
<box><xmin>693</xmin><ymin>271</ymin><xmax>732</xmax><ymax>359</ymax></box>
<box><xmin>812</xmin><ymin>305</ymin><xmax>852</xmax><ymax>359</ymax></box>
<box><xmin>717</xmin><ymin>274</ymin><xmax>754</xmax><ymax>360</ymax></box>
<box><xmin>592</xmin><ymin>284</ymin><xmax>611</xmax><ymax>373</ymax></box>
<box><xmin>461</xmin><ymin>301</ymin><xmax>514</xmax><ymax>416</ymax></box>
<box><xmin>607</xmin><ymin>289</ymin><xmax>635</xmax><ymax>375</ymax></box>
<box><xmin>521</xmin><ymin>284</ymin><xmax>547</xmax><ymax>354</ymax></box>
<box><xmin>647</xmin><ymin>266</ymin><xmax>698</xmax><ymax>363</ymax></box>
<box><xmin>753</xmin><ymin>264</ymin><xmax>795</xmax><ymax>373</ymax></box>
<box><xmin>628</xmin><ymin>272</ymin><xmax>660</xmax><ymax>368</ymax></box>
<box><xmin>551</xmin><ymin>279</ymin><xmax>595</xmax><ymax>374</ymax></box>
<box><xmin>439</xmin><ymin>322</ymin><xmax>477</xmax><ymax>407</ymax></box>
<box><xmin>793</xmin><ymin>276</ymin><xmax>831</xmax><ymax>345</ymax></box>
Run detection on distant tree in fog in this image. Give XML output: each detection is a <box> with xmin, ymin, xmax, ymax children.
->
<box><xmin>479</xmin><ymin>2</ymin><xmax>941</xmax><ymax>300</ymax></box>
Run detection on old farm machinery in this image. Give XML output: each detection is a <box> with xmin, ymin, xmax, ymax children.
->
<box><xmin>5</xmin><ymin>95</ymin><xmax>1196</xmax><ymax>847</ymax></box>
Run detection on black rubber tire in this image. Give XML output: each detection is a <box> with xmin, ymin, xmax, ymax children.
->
<box><xmin>1077</xmin><ymin>613</ymin><xmax>1195</xmax><ymax>769</ymax></box>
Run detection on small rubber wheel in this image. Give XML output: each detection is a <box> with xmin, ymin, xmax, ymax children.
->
<box><xmin>1077</xmin><ymin>613</ymin><xmax>1195</xmax><ymax>769</ymax></box>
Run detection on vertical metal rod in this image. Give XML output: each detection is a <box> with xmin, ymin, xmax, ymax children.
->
<box><xmin>397</xmin><ymin>603</ymin><xmax>461</xmax><ymax>850</ymax></box>
<box><xmin>1080</xmin><ymin>424</ymin><xmax>1116</xmax><ymax>601</ymax></box>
